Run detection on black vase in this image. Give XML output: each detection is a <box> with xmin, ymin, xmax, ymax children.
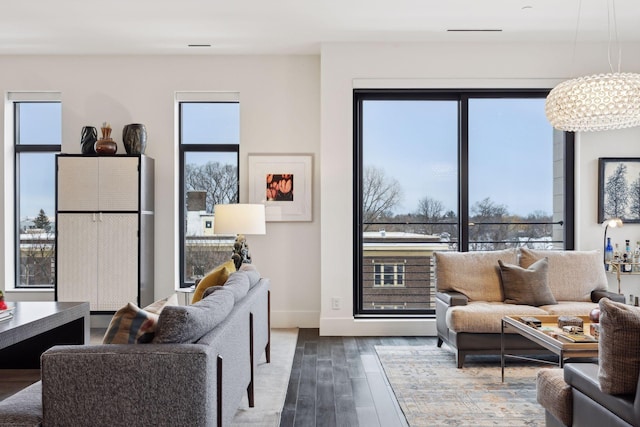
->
<box><xmin>81</xmin><ymin>126</ymin><xmax>97</xmax><ymax>155</ymax></box>
<box><xmin>122</xmin><ymin>123</ymin><xmax>147</xmax><ymax>155</ymax></box>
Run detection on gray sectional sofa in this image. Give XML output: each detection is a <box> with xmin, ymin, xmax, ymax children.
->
<box><xmin>0</xmin><ymin>268</ymin><xmax>270</xmax><ymax>427</ymax></box>
<box><xmin>435</xmin><ymin>248</ymin><xmax>624</xmax><ymax>368</ymax></box>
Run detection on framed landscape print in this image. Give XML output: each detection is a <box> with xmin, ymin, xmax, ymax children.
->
<box><xmin>248</xmin><ymin>154</ymin><xmax>313</xmax><ymax>222</ymax></box>
<box><xmin>598</xmin><ymin>157</ymin><xmax>640</xmax><ymax>223</ymax></box>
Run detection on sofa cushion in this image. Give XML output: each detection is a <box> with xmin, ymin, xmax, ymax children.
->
<box><xmin>153</xmin><ymin>289</ymin><xmax>235</xmax><ymax>344</ymax></box>
<box><xmin>203</xmin><ymin>271</ymin><xmax>250</xmax><ymax>303</ymax></box>
<box><xmin>446</xmin><ymin>301</ymin><xmax>547</xmax><ymax>333</ymax></box>
<box><xmin>102</xmin><ymin>293</ymin><xmax>179</xmax><ymax>344</ymax></box>
<box><xmin>519</xmin><ymin>248</ymin><xmax>607</xmax><ymax>302</ymax></box>
<box><xmin>536</xmin><ymin>368</ymin><xmax>572</xmax><ymax>427</ymax></box>
<box><xmin>598</xmin><ymin>298</ymin><xmax>640</xmax><ymax>395</ymax></box>
<box><xmin>435</xmin><ymin>249</ymin><xmax>518</xmax><ymax>302</ymax></box>
<box><xmin>538</xmin><ymin>301</ymin><xmax>599</xmax><ymax>316</ymax></box>
<box><xmin>498</xmin><ymin>257</ymin><xmax>557</xmax><ymax>306</ymax></box>
<box><xmin>239</xmin><ymin>263</ymin><xmax>261</xmax><ymax>288</ymax></box>
<box><xmin>191</xmin><ymin>259</ymin><xmax>236</xmax><ymax>304</ymax></box>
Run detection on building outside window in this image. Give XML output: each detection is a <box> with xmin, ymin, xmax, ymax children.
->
<box><xmin>12</xmin><ymin>95</ymin><xmax>61</xmax><ymax>288</ymax></box>
<box><xmin>354</xmin><ymin>89</ymin><xmax>574</xmax><ymax>316</ymax></box>
<box><xmin>179</xmin><ymin>94</ymin><xmax>240</xmax><ymax>287</ymax></box>
<box><xmin>373</xmin><ymin>262</ymin><xmax>405</xmax><ymax>287</ymax></box>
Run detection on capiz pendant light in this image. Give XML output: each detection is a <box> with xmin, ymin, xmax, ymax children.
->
<box><xmin>545</xmin><ymin>0</ymin><xmax>640</xmax><ymax>132</ymax></box>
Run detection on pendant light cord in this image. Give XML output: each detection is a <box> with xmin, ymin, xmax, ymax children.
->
<box><xmin>607</xmin><ymin>0</ymin><xmax>622</xmax><ymax>73</ymax></box>
<box><xmin>570</xmin><ymin>0</ymin><xmax>582</xmax><ymax>78</ymax></box>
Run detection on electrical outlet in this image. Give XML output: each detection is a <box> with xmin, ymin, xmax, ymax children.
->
<box><xmin>331</xmin><ymin>297</ymin><xmax>341</xmax><ymax>310</ymax></box>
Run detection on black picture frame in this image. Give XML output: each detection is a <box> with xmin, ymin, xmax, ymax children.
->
<box><xmin>598</xmin><ymin>157</ymin><xmax>640</xmax><ymax>223</ymax></box>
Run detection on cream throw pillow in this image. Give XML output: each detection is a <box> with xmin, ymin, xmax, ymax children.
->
<box><xmin>518</xmin><ymin>248</ymin><xmax>607</xmax><ymax>301</ymax></box>
<box><xmin>435</xmin><ymin>249</ymin><xmax>518</xmax><ymax>302</ymax></box>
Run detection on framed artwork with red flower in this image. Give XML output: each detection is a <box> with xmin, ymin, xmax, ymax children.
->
<box><xmin>248</xmin><ymin>154</ymin><xmax>312</xmax><ymax>221</ymax></box>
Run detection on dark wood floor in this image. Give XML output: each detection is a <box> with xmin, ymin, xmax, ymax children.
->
<box><xmin>280</xmin><ymin>328</ymin><xmax>435</xmax><ymax>427</ymax></box>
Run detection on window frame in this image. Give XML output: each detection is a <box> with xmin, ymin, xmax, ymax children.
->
<box><xmin>353</xmin><ymin>88</ymin><xmax>575</xmax><ymax>317</ymax></box>
<box><xmin>13</xmin><ymin>98</ymin><xmax>62</xmax><ymax>289</ymax></box>
<box><xmin>373</xmin><ymin>262</ymin><xmax>405</xmax><ymax>287</ymax></box>
<box><xmin>178</xmin><ymin>100</ymin><xmax>240</xmax><ymax>288</ymax></box>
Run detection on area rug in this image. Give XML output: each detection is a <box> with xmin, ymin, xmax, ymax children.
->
<box><xmin>231</xmin><ymin>328</ymin><xmax>299</xmax><ymax>427</ymax></box>
<box><xmin>375</xmin><ymin>345</ymin><xmax>546</xmax><ymax>427</ymax></box>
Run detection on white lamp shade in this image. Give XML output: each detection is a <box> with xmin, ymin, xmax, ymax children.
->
<box><xmin>213</xmin><ymin>204</ymin><xmax>266</xmax><ymax>235</ymax></box>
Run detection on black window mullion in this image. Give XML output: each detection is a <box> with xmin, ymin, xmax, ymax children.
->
<box><xmin>353</xmin><ymin>88</ymin><xmax>573</xmax><ymax>318</ymax></box>
<box><xmin>459</xmin><ymin>95</ymin><xmax>469</xmax><ymax>252</ymax></box>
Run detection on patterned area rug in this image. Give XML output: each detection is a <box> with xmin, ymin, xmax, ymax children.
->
<box><xmin>375</xmin><ymin>345</ymin><xmax>546</xmax><ymax>427</ymax></box>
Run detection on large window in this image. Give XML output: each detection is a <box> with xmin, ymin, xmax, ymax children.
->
<box><xmin>354</xmin><ymin>89</ymin><xmax>574</xmax><ymax>316</ymax></box>
<box><xmin>13</xmin><ymin>98</ymin><xmax>62</xmax><ymax>288</ymax></box>
<box><xmin>179</xmin><ymin>97</ymin><xmax>240</xmax><ymax>287</ymax></box>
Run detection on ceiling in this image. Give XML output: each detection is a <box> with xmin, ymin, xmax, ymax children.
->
<box><xmin>1</xmin><ymin>0</ymin><xmax>639</xmax><ymax>55</ymax></box>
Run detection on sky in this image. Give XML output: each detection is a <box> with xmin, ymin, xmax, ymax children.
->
<box><xmin>362</xmin><ymin>98</ymin><xmax>554</xmax><ymax>217</ymax></box>
<box><xmin>17</xmin><ymin>102</ymin><xmax>241</xmax><ymax>222</ymax></box>
<box><xmin>18</xmin><ymin>98</ymin><xmax>554</xmax><ymax>222</ymax></box>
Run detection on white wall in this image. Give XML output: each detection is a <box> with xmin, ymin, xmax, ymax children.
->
<box><xmin>0</xmin><ymin>55</ymin><xmax>321</xmax><ymax>328</ymax></box>
<box><xmin>2</xmin><ymin>42</ymin><xmax>640</xmax><ymax>335</ymax></box>
<box><xmin>319</xmin><ymin>42</ymin><xmax>640</xmax><ymax>335</ymax></box>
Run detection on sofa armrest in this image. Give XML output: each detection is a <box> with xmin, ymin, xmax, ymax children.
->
<box><xmin>591</xmin><ymin>289</ymin><xmax>626</xmax><ymax>303</ymax></box>
<box><xmin>41</xmin><ymin>344</ymin><xmax>216</xmax><ymax>426</ymax></box>
<box><xmin>436</xmin><ymin>291</ymin><xmax>468</xmax><ymax>307</ymax></box>
<box><xmin>564</xmin><ymin>363</ymin><xmax>639</xmax><ymax>425</ymax></box>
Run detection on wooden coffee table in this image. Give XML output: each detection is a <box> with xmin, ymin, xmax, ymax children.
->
<box><xmin>501</xmin><ymin>315</ymin><xmax>598</xmax><ymax>382</ymax></box>
<box><xmin>0</xmin><ymin>301</ymin><xmax>90</xmax><ymax>369</ymax></box>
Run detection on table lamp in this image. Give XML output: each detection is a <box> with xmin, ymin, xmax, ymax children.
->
<box><xmin>213</xmin><ymin>204</ymin><xmax>266</xmax><ymax>270</ymax></box>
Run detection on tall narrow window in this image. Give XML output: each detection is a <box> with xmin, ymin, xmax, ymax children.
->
<box><xmin>14</xmin><ymin>98</ymin><xmax>62</xmax><ymax>288</ymax></box>
<box><xmin>354</xmin><ymin>89</ymin><xmax>573</xmax><ymax>316</ymax></box>
<box><xmin>179</xmin><ymin>97</ymin><xmax>240</xmax><ymax>287</ymax></box>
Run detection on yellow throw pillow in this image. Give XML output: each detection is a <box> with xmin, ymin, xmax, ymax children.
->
<box><xmin>191</xmin><ymin>259</ymin><xmax>236</xmax><ymax>304</ymax></box>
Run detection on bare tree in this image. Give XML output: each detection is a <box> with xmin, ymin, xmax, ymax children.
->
<box><xmin>362</xmin><ymin>165</ymin><xmax>403</xmax><ymax>231</ymax></box>
<box><xmin>415</xmin><ymin>197</ymin><xmax>445</xmax><ymax>235</ymax></box>
<box><xmin>470</xmin><ymin>197</ymin><xmax>509</xmax><ymax>250</ymax></box>
<box><xmin>20</xmin><ymin>209</ymin><xmax>55</xmax><ymax>286</ymax></box>
<box><xmin>629</xmin><ymin>173</ymin><xmax>640</xmax><ymax>219</ymax></box>
<box><xmin>605</xmin><ymin>163</ymin><xmax>629</xmax><ymax>219</ymax></box>
<box><xmin>185</xmin><ymin>162</ymin><xmax>238</xmax><ymax>213</ymax></box>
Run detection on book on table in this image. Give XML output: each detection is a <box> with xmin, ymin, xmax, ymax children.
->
<box><xmin>557</xmin><ymin>332</ymin><xmax>597</xmax><ymax>343</ymax></box>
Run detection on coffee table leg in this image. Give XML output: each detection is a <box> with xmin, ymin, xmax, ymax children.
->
<box><xmin>501</xmin><ymin>319</ymin><xmax>505</xmax><ymax>382</ymax></box>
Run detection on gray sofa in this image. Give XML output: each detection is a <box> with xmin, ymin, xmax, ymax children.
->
<box><xmin>435</xmin><ymin>248</ymin><xmax>624</xmax><ymax>368</ymax></box>
<box><xmin>537</xmin><ymin>298</ymin><xmax>640</xmax><ymax>427</ymax></box>
<box><xmin>0</xmin><ymin>270</ymin><xmax>270</xmax><ymax>427</ymax></box>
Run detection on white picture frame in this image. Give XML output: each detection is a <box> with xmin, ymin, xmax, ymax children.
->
<box><xmin>248</xmin><ymin>154</ymin><xmax>313</xmax><ymax>222</ymax></box>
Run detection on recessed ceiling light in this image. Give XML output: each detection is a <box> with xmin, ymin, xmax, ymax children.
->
<box><xmin>522</xmin><ymin>5</ymin><xmax>533</xmax><ymax>10</ymax></box>
<box><xmin>447</xmin><ymin>29</ymin><xmax>503</xmax><ymax>32</ymax></box>
<box><xmin>188</xmin><ymin>44</ymin><xmax>211</xmax><ymax>48</ymax></box>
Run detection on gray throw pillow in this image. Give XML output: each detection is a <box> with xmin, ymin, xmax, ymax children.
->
<box><xmin>203</xmin><ymin>272</ymin><xmax>250</xmax><ymax>302</ymax></box>
<box><xmin>239</xmin><ymin>264</ymin><xmax>261</xmax><ymax>288</ymax></box>
<box><xmin>498</xmin><ymin>257</ymin><xmax>557</xmax><ymax>306</ymax></box>
<box><xmin>153</xmin><ymin>289</ymin><xmax>234</xmax><ymax>344</ymax></box>
<box><xmin>598</xmin><ymin>298</ymin><xmax>640</xmax><ymax>395</ymax></box>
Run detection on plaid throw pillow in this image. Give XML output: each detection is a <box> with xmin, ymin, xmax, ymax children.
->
<box><xmin>598</xmin><ymin>298</ymin><xmax>640</xmax><ymax>394</ymax></box>
<box><xmin>103</xmin><ymin>293</ymin><xmax>178</xmax><ymax>344</ymax></box>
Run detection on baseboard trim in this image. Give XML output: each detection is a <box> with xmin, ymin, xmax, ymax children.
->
<box><xmin>320</xmin><ymin>317</ymin><xmax>437</xmax><ymax>336</ymax></box>
<box><xmin>271</xmin><ymin>310</ymin><xmax>320</xmax><ymax>328</ymax></box>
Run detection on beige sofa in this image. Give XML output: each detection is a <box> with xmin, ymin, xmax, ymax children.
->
<box><xmin>435</xmin><ymin>248</ymin><xmax>624</xmax><ymax>368</ymax></box>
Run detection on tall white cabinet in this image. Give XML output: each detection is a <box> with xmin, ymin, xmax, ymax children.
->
<box><xmin>56</xmin><ymin>155</ymin><xmax>154</xmax><ymax>312</ymax></box>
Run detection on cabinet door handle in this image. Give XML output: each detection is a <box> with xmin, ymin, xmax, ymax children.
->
<box><xmin>93</xmin><ymin>213</ymin><xmax>97</xmax><ymax>222</ymax></box>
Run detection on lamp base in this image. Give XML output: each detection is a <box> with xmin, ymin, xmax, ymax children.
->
<box><xmin>232</xmin><ymin>234</ymin><xmax>252</xmax><ymax>270</ymax></box>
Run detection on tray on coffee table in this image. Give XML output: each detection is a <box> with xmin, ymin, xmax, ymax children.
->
<box><xmin>501</xmin><ymin>315</ymin><xmax>598</xmax><ymax>382</ymax></box>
